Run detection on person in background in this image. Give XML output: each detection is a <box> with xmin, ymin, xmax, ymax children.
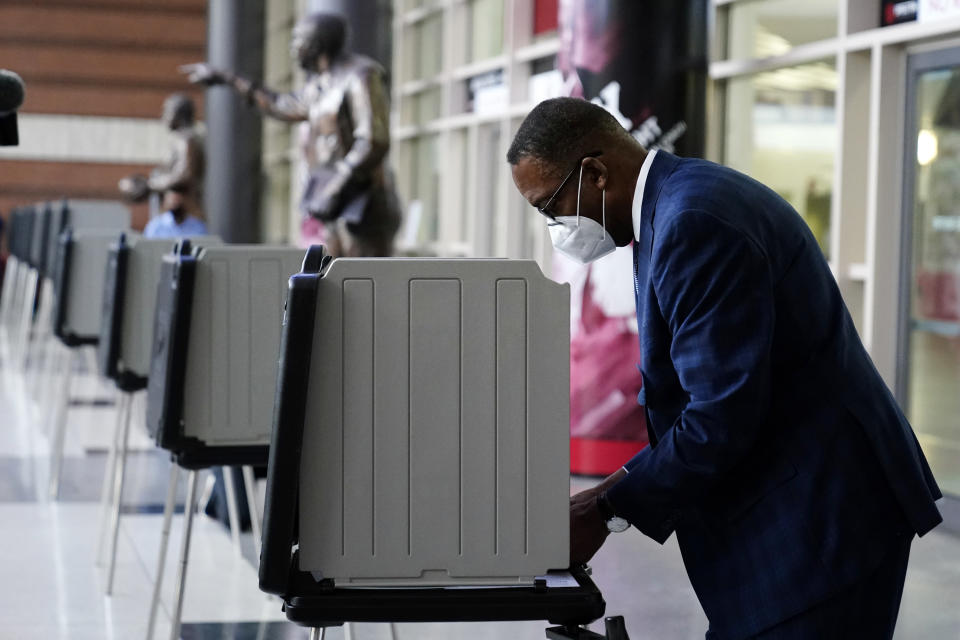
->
<box><xmin>142</xmin><ymin>188</ymin><xmax>207</xmax><ymax>238</ymax></box>
<box><xmin>508</xmin><ymin>97</ymin><xmax>941</xmax><ymax>640</ymax></box>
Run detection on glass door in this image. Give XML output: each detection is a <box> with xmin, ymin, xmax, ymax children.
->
<box><xmin>899</xmin><ymin>47</ymin><xmax>960</xmax><ymax>497</ymax></box>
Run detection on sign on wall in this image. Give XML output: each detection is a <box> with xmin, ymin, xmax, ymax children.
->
<box><xmin>554</xmin><ymin>0</ymin><xmax>707</xmax><ymax>474</ymax></box>
<box><xmin>557</xmin><ymin>0</ymin><xmax>707</xmax><ymax>156</ymax></box>
<box><xmin>883</xmin><ymin>0</ymin><xmax>919</xmax><ymax>25</ymax></box>
<box><xmin>919</xmin><ymin>0</ymin><xmax>960</xmax><ymax>22</ymax></box>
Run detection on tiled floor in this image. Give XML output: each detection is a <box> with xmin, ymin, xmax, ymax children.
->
<box><xmin>1</xmin><ymin>336</ymin><xmax>959</xmax><ymax>639</ymax></box>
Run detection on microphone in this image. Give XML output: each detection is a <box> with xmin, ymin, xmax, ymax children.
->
<box><xmin>0</xmin><ymin>70</ymin><xmax>24</xmax><ymax>114</ymax></box>
<box><xmin>0</xmin><ymin>69</ymin><xmax>24</xmax><ymax>146</ymax></box>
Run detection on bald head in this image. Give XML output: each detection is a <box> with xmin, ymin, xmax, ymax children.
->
<box><xmin>508</xmin><ymin>98</ymin><xmax>647</xmax><ymax>248</ymax></box>
<box><xmin>507</xmin><ymin>97</ymin><xmax>635</xmax><ymax>178</ymax></box>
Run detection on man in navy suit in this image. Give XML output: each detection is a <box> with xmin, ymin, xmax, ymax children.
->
<box><xmin>508</xmin><ymin>98</ymin><xmax>942</xmax><ymax>639</ymax></box>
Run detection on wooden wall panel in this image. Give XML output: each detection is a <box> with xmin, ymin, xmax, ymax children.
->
<box><xmin>7</xmin><ymin>0</ymin><xmax>205</xmax><ymax>11</ymax></box>
<box><xmin>1</xmin><ymin>0</ymin><xmax>209</xmax><ymax>234</ymax></box>
<box><xmin>3</xmin><ymin>0</ymin><xmax>207</xmax><ymax>118</ymax></box>
<box><xmin>23</xmin><ymin>84</ymin><xmax>205</xmax><ymax>120</ymax></box>
<box><xmin>0</xmin><ymin>6</ymin><xmax>206</xmax><ymax>50</ymax></box>
<box><xmin>3</xmin><ymin>45</ymin><xmax>202</xmax><ymax>86</ymax></box>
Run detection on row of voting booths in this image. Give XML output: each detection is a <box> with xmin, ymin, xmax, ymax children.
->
<box><xmin>0</xmin><ymin>201</ymin><xmax>623</xmax><ymax>640</ymax></box>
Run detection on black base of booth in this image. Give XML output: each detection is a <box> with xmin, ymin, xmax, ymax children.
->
<box><xmin>113</xmin><ymin>371</ymin><xmax>147</xmax><ymax>393</ymax></box>
<box><xmin>278</xmin><ymin>562</ymin><xmax>605</xmax><ymax>629</ymax></box>
<box><xmin>172</xmin><ymin>445</ymin><xmax>269</xmax><ymax>470</ymax></box>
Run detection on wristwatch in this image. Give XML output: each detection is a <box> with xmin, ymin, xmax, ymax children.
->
<box><xmin>596</xmin><ymin>491</ymin><xmax>629</xmax><ymax>533</ymax></box>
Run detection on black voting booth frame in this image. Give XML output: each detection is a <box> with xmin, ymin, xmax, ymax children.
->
<box><xmin>259</xmin><ymin>245</ymin><xmax>617</xmax><ymax>639</ymax></box>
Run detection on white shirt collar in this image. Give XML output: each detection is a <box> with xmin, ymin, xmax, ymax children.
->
<box><xmin>632</xmin><ymin>149</ymin><xmax>658</xmax><ymax>242</ymax></box>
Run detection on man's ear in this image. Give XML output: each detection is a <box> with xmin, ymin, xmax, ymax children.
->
<box><xmin>582</xmin><ymin>156</ymin><xmax>608</xmax><ymax>191</ymax></box>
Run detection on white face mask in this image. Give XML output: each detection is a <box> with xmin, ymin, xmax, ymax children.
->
<box><xmin>548</xmin><ymin>165</ymin><xmax>616</xmax><ymax>264</ymax></box>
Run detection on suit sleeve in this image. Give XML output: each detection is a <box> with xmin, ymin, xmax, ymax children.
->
<box><xmin>606</xmin><ymin>209</ymin><xmax>775</xmax><ymax>543</ymax></box>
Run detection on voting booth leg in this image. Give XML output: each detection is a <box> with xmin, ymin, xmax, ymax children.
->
<box><xmin>10</xmin><ymin>266</ymin><xmax>31</xmax><ymax>363</ymax></box>
<box><xmin>42</xmin><ymin>343</ymin><xmax>67</xmax><ymax>436</ymax></box>
<box><xmin>47</xmin><ymin>347</ymin><xmax>75</xmax><ymax>500</ymax></box>
<box><xmin>241</xmin><ymin>465</ymin><xmax>262</xmax><ymax>554</ymax></box>
<box><xmin>222</xmin><ymin>466</ymin><xmax>242</xmax><ymax>556</ymax></box>
<box><xmin>105</xmin><ymin>392</ymin><xmax>133</xmax><ymax>596</ymax></box>
<box><xmin>27</xmin><ymin>284</ymin><xmax>53</xmax><ymax>398</ymax></box>
<box><xmin>169</xmin><ymin>469</ymin><xmax>200</xmax><ymax>640</ymax></box>
<box><xmin>146</xmin><ymin>464</ymin><xmax>180</xmax><ymax>640</ymax></box>
<box><xmin>97</xmin><ymin>392</ymin><xmax>129</xmax><ymax>566</ymax></box>
<box><xmin>0</xmin><ymin>257</ymin><xmax>18</xmax><ymax>332</ymax></box>
<box><xmin>8</xmin><ymin>262</ymin><xmax>28</xmax><ymax>341</ymax></box>
<box><xmin>7</xmin><ymin>265</ymin><xmax>25</xmax><ymax>355</ymax></box>
<box><xmin>16</xmin><ymin>269</ymin><xmax>37</xmax><ymax>371</ymax></box>
<box><xmin>1</xmin><ymin>263</ymin><xmax>19</xmax><ymax>356</ymax></box>
<box><xmin>29</xmin><ymin>322</ymin><xmax>53</xmax><ymax>401</ymax></box>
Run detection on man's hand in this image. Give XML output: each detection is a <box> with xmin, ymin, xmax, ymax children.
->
<box><xmin>569</xmin><ymin>467</ymin><xmax>627</xmax><ymax>566</ymax></box>
<box><xmin>180</xmin><ymin>63</ymin><xmax>228</xmax><ymax>86</ymax></box>
<box><xmin>570</xmin><ymin>493</ymin><xmax>609</xmax><ymax>566</ymax></box>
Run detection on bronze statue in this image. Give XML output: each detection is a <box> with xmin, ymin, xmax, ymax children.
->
<box><xmin>183</xmin><ymin>12</ymin><xmax>400</xmax><ymax>257</ymax></box>
<box><xmin>119</xmin><ymin>93</ymin><xmax>205</xmax><ymax>219</ymax></box>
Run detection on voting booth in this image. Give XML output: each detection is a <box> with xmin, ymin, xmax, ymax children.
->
<box><xmin>49</xmin><ymin>201</ymin><xmax>131</xmax><ymax>346</ymax></box>
<box><xmin>4</xmin><ymin>205</ymin><xmax>37</xmax><ymax>359</ymax></box>
<box><xmin>46</xmin><ymin>199</ymin><xmax>130</xmax><ymax>279</ymax></box>
<box><xmin>145</xmin><ymin>242</ymin><xmax>306</xmax><ymax>466</ymax></box>
<box><xmin>45</xmin><ymin>202</ymin><xmax>130</xmax><ymax>502</ymax></box>
<box><xmin>259</xmin><ymin>246</ymin><xmax>605</xmax><ymax>630</ymax></box>
<box><xmin>95</xmin><ymin>232</ymin><xmax>222</xmax><ymax>598</ymax></box>
<box><xmin>98</xmin><ymin>233</ymin><xmax>221</xmax><ymax>390</ymax></box>
<box><xmin>143</xmin><ymin>241</ymin><xmax>307</xmax><ymax>640</ymax></box>
<box><xmin>0</xmin><ymin>206</ymin><xmax>33</xmax><ymax>331</ymax></box>
<box><xmin>51</xmin><ymin>229</ymin><xmax>120</xmax><ymax>346</ymax></box>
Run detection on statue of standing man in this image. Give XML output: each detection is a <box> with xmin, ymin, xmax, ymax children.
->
<box><xmin>183</xmin><ymin>12</ymin><xmax>400</xmax><ymax>257</ymax></box>
<box><xmin>119</xmin><ymin>93</ymin><xmax>206</xmax><ymax>222</ymax></box>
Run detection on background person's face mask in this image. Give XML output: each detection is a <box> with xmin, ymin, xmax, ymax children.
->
<box><xmin>548</xmin><ymin>165</ymin><xmax>616</xmax><ymax>264</ymax></box>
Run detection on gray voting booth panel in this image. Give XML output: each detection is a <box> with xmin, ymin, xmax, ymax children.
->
<box><xmin>180</xmin><ymin>246</ymin><xmax>306</xmax><ymax>447</ymax></box>
<box><xmin>46</xmin><ymin>200</ymin><xmax>130</xmax><ymax>279</ymax></box>
<box><xmin>298</xmin><ymin>258</ymin><xmax>571</xmax><ymax>587</ymax></box>
<box><xmin>120</xmin><ymin>235</ymin><xmax>221</xmax><ymax>378</ymax></box>
<box><xmin>56</xmin><ymin>231</ymin><xmax>120</xmax><ymax>343</ymax></box>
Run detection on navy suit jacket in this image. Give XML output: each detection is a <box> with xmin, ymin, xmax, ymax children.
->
<box><xmin>604</xmin><ymin>152</ymin><xmax>942</xmax><ymax>639</ymax></box>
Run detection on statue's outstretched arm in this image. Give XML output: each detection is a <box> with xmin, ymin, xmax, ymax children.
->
<box><xmin>181</xmin><ymin>63</ymin><xmax>309</xmax><ymax>122</ymax></box>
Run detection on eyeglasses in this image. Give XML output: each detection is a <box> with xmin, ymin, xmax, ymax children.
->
<box><xmin>537</xmin><ymin>151</ymin><xmax>602</xmax><ymax>225</ymax></box>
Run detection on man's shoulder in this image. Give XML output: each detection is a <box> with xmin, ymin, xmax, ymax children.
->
<box><xmin>654</xmin><ymin>156</ymin><xmax>787</xmax><ymax>231</ymax></box>
<box><xmin>179</xmin><ymin>217</ymin><xmax>208</xmax><ymax>235</ymax></box>
<box><xmin>662</xmin><ymin>156</ymin><xmax>753</xmax><ymax>195</ymax></box>
<box><xmin>143</xmin><ymin>214</ymin><xmax>173</xmax><ymax>238</ymax></box>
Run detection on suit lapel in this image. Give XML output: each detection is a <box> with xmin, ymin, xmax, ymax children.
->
<box><xmin>633</xmin><ymin>151</ymin><xmax>680</xmax><ymax>309</ymax></box>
